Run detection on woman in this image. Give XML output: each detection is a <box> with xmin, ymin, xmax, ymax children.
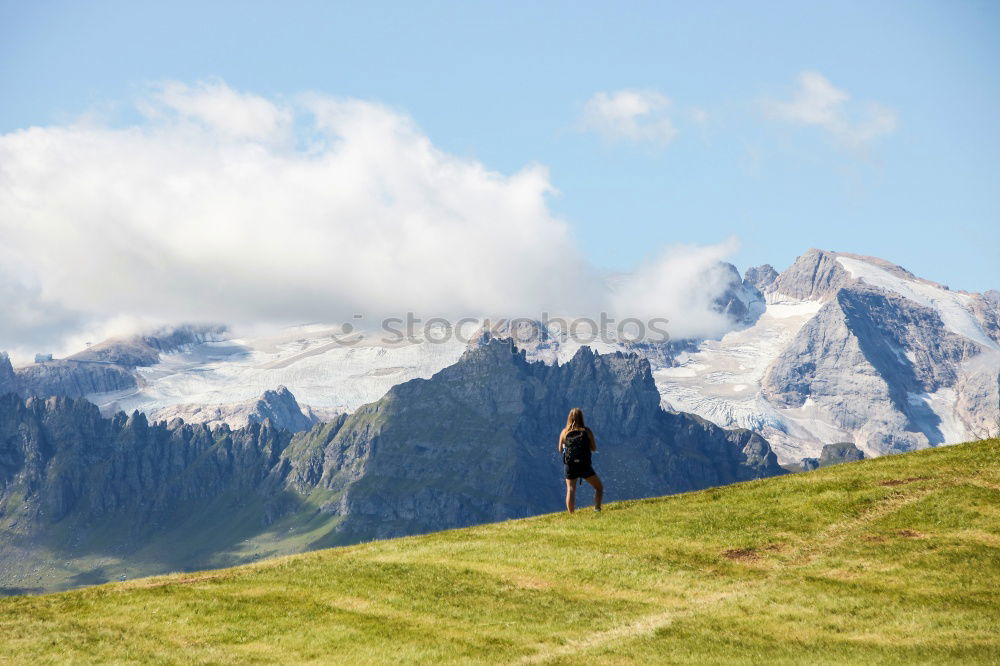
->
<box><xmin>557</xmin><ymin>407</ymin><xmax>604</xmax><ymax>513</ymax></box>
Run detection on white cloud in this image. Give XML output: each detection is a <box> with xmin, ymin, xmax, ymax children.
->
<box><xmin>144</xmin><ymin>80</ymin><xmax>295</xmax><ymax>144</ymax></box>
<box><xmin>610</xmin><ymin>238</ymin><xmax>742</xmax><ymax>341</ymax></box>
<box><xmin>578</xmin><ymin>89</ymin><xmax>677</xmax><ymax>146</ymax></box>
<box><xmin>0</xmin><ymin>81</ymin><xmax>739</xmax><ymax>361</ymax></box>
<box><xmin>765</xmin><ymin>71</ymin><xmax>897</xmax><ymax>148</ymax></box>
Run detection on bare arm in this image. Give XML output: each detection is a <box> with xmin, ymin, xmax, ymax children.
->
<box><xmin>557</xmin><ymin>430</ymin><xmax>564</xmax><ymax>452</ymax></box>
<box><xmin>589</xmin><ymin>429</ymin><xmax>597</xmax><ymax>452</ymax></box>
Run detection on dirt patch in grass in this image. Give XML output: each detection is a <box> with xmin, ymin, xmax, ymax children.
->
<box><xmin>863</xmin><ymin>530</ymin><xmax>924</xmax><ymax>541</ymax></box>
<box><xmin>722</xmin><ymin>548</ymin><xmax>758</xmax><ymax>561</ymax></box>
<box><xmin>130</xmin><ymin>573</ymin><xmax>227</xmax><ymax>589</ymax></box>
<box><xmin>510</xmin><ymin>575</ymin><xmax>555</xmax><ymax>590</ymax></box>
<box><xmin>878</xmin><ymin>477</ymin><xmax>929</xmax><ymax>487</ymax></box>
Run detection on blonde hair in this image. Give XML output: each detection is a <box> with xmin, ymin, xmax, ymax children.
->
<box><xmin>560</xmin><ymin>407</ymin><xmax>586</xmax><ymax>442</ymax></box>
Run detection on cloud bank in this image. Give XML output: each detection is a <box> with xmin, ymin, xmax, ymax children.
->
<box><xmin>764</xmin><ymin>71</ymin><xmax>897</xmax><ymax>148</ymax></box>
<box><xmin>0</xmin><ymin>81</ymin><xmax>737</xmax><ymax>362</ymax></box>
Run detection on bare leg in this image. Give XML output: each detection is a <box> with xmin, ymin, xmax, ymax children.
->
<box><xmin>584</xmin><ymin>475</ymin><xmax>603</xmax><ymax>510</ymax></box>
<box><xmin>565</xmin><ymin>479</ymin><xmax>577</xmax><ymax>513</ymax></box>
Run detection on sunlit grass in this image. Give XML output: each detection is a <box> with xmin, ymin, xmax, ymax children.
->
<box><xmin>1</xmin><ymin>439</ymin><xmax>997</xmax><ymax>664</ymax></box>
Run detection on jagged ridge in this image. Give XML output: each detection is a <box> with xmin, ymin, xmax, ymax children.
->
<box><xmin>0</xmin><ymin>339</ymin><xmax>784</xmax><ymax>592</ymax></box>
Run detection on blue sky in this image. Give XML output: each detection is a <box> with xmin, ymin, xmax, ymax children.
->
<box><xmin>1</xmin><ymin>0</ymin><xmax>998</xmax><ymax>297</ymax></box>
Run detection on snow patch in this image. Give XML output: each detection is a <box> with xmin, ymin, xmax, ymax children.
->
<box><xmin>88</xmin><ymin>325</ymin><xmax>469</xmax><ymax>417</ymax></box>
<box><xmin>836</xmin><ymin>256</ymin><xmax>998</xmax><ymax>350</ymax></box>
<box><xmin>906</xmin><ymin>387</ymin><xmax>968</xmax><ymax>444</ymax></box>
<box><xmin>654</xmin><ymin>296</ymin><xmax>826</xmax><ymax>461</ymax></box>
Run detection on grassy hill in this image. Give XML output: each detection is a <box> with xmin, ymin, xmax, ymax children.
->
<box><xmin>1</xmin><ymin>438</ymin><xmax>997</xmax><ymax>664</ymax></box>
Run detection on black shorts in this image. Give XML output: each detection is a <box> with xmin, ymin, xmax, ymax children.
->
<box><xmin>565</xmin><ymin>463</ymin><xmax>596</xmax><ymax>480</ymax></box>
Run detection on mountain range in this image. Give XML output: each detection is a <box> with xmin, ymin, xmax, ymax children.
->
<box><xmin>5</xmin><ymin>248</ymin><xmax>995</xmax><ymax>463</ymax></box>
<box><xmin>2</xmin><ymin>247</ymin><xmax>998</xmax><ymax>592</ymax></box>
<box><xmin>0</xmin><ymin>338</ymin><xmax>783</xmax><ymax>593</ymax></box>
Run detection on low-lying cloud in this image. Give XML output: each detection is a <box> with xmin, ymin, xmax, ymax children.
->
<box><xmin>611</xmin><ymin>239</ymin><xmax>742</xmax><ymax>339</ymax></box>
<box><xmin>0</xmin><ymin>81</ymin><xmax>739</xmax><ymax>363</ymax></box>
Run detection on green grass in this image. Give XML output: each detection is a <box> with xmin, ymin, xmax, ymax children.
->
<box><xmin>1</xmin><ymin>439</ymin><xmax>997</xmax><ymax>664</ymax></box>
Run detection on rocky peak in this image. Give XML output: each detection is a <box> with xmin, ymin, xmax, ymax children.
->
<box><xmin>712</xmin><ymin>262</ymin><xmax>765</xmax><ymax>327</ymax></box>
<box><xmin>314</xmin><ymin>339</ymin><xmax>786</xmax><ymax>541</ymax></box>
<box><xmin>0</xmin><ymin>352</ymin><xmax>17</xmax><ymax>395</ymax></box>
<box><xmin>770</xmin><ymin>248</ymin><xmax>933</xmax><ymax>303</ymax></box>
<box><xmin>148</xmin><ymin>386</ymin><xmax>318</xmax><ymax>433</ymax></box>
<box><xmin>124</xmin><ymin>410</ymin><xmax>149</xmax><ymax>433</ymax></box>
<box><xmin>761</xmin><ymin>278</ymin><xmax>985</xmax><ymax>456</ymax></box>
<box><xmin>248</xmin><ymin>386</ymin><xmax>316</xmax><ymax>433</ymax></box>
<box><xmin>770</xmin><ymin>249</ymin><xmax>851</xmax><ymax>301</ymax></box>
<box><xmin>744</xmin><ymin>264</ymin><xmax>779</xmax><ymax>292</ymax></box>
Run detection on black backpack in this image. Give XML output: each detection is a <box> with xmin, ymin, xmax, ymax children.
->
<box><xmin>563</xmin><ymin>429</ymin><xmax>591</xmax><ymax>466</ymax></box>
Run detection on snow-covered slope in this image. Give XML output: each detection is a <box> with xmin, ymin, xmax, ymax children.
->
<box><xmin>835</xmin><ymin>256</ymin><xmax>998</xmax><ymax>351</ymax></box>
<box><xmin>651</xmin><ymin>250</ymin><xmax>1000</xmax><ymax>462</ymax></box>
<box><xmin>654</xmin><ymin>295</ymin><xmax>826</xmax><ymax>437</ymax></box>
<box><xmin>84</xmin><ymin>319</ymin><xmax>640</xmax><ymax>427</ymax></box>
<box><xmin>65</xmin><ymin>249</ymin><xmax>1000</xmax><ymax>462</ymax></box>
<box><xmin>86</xmin><ymin>324</ymin><xmax>470</xmax><ymax>421</ymax></box>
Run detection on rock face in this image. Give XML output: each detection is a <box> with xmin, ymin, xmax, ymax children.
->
<box><xmin>714</xmin><ymin>263</ymin><xmax>766</xmax><ymax>328</ymax></box>
<box><xmin>798</xmin><ymin>442</ymin><xmax>865</xmax><ymax>471</ymax></box>
<box><xmin>13</xmin><ymin>360</ymin><xmax>137</xmax><ymax>398</ymax></box>
<box><xmin>799</xmin><ymin>458</ymin><xmax>820</xmax><ymax>472</ymax></box>
<box><xmin>0</xmin><ymin>353</ymin><xmax>16</xmax><ymax>396</ymax></box>
<box><xmin>769</xmin><ymin>248</ymin><xmax>851</xmax><ymax>301</ymax></box>
<box><xmin>818</xmin><ymin>442</ymin><xmax>865</xmax><ymax>466</ymax></box>
<box><xmin>744</xmin><ymin>264</ymin><xmax>779</xmax><ymax>292</ymax></box>
<box><xmin>299</xmin><ymin>339</ymin><xmax>784</xmax><ymax>543</ymax></box>
<box><xmin>0</xmin><ymin>395</ymin><xmax>290</xmax><ymax>526</ymax></box>
<box><xmin>150</xmin><ymin>386</ymin><xmax>319</xmax><ymax>432</ymax></box>
<box><xmin>0</xmin><ymin>340</ymin><xmax>784</xmax><ymax>592</ymax></box>
<box><xmin>656</xmin><ymin>249</ymin><xmax>1000</xmax><ymax>461</ymax></box>
<box><xmin>761</xmin><ymin>284</ymin><xmax>981</xmax><ymax>454</ymax></box>
<box><xmin>248</xmin><ymin>386</ymin><xmax>317</xmax><ymax>432</ymax></box>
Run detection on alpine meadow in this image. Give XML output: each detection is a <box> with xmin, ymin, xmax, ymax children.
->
<box><xmin>1</xmin><ymin>440</ymin><xmax>997</xmax><ymax>663</ymax></box>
